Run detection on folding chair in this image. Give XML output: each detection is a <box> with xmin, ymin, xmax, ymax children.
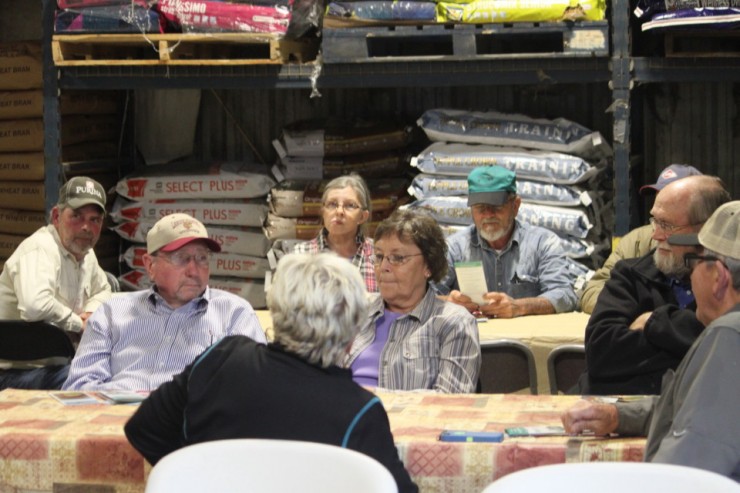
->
<box><xmin>145</xmin><ymin>439</ymin><xmax>398</xmax><ymax>493</ymax></box>
<box><xmin>478</xmin><ymin>339</ymin><xmax>537</xmax><ymax>394</ymax></box>
<box><xmin>547</xmin><ymin>344</ymin><xmax>586</xmax><ymax>395</ymax></box>
<box><xmin>482</xmin><ymin>462</ymin><xmax>740</xmax><ymax>493</ymax></box>
<box><xmin>0</xmin><ymin>321</ymin><xmax>76</xmax><ymax>362</ymax></box>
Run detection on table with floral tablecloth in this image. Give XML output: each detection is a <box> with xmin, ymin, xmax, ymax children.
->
<box><xmin>0</xmin><ymin>389</ymin><xmax>645</xmax><ymax>493</ymax></box>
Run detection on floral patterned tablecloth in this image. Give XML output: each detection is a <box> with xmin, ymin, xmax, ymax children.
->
<box><xmin>0</xmin><ymin>389</ymin><xmax>645</xmax><ymax>493</ymax></box>
<box><xmin>378</xmin><ymin>390</ymin><xmax>645</xmax><ymax>493</ymax></box>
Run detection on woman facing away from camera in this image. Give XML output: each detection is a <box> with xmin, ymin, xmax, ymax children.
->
<box><xmin>346</xmin><ymin>208</ymin><xmax>481</xmax><ymax>393</ymax></box>
<box><xmin>124</xmin><ymin>252</ymin><xmax>417</xmax><ymax>493</ymax></box>
<box><xmin>293</xmin><ymin>173</ymin><xmax>377</xmax><ymax>292</ymax></box>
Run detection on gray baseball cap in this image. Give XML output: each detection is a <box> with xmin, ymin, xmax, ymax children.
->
<box><xmin>57</xmin><ymin>176</ymin><xmax>106</xmax><ymax>211</ymax></box>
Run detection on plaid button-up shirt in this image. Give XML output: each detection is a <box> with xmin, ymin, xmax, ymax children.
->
<box><xmin>293</xmin><ymin>228</ymin><xmax>377</xmax><ymax>292</ymax></box>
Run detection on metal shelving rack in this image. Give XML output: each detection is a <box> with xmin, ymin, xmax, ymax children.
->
<box><xmin>44</xmin><ymin>0</ymin><xmax>700</xmax><ymax>236</ymax></box>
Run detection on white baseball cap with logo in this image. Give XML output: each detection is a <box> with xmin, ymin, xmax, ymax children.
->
<box><xmin>146</xmin><ymin>213</ymin><xmax>221</xmax><ymax>254</ymax></box>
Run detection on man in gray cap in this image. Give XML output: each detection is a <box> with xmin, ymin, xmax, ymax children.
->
<box><xmin>562</xmin><ymin>201</ymin><xmax>740</xmax><ymax>482</ymax></box>
<box><xmin>0</xmin><ymin>176</ymin><xmax>111</xmax><ymax>390</ymax></box>
<box><xmin>63</xmin><ymin>213</ymin><xmax>266</xmax><ymax>391</ymax></box>
<box><xmin>579</xmin><ymin>164</ymin><xmax>704</xmax><ymax>314</ymax></box>
<box><xmin>438</xmin><ymin>165</ymin><xmax>576</xmax><ymax>318</ymax></box>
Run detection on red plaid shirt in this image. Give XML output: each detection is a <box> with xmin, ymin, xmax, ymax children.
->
<box><xmin>293</xmin><ymin>229</ymin><xmax>377</xmax><ymax>292</ymax></box>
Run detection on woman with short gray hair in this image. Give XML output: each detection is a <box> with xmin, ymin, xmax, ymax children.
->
<box><xmin>269</xmin><ymin>252</ymin><xmax>368</xmax><ymax>368</ymax></box>
<box><xmin>346</xmin><ymin>208</ymin><xmax>481</xmax><ymax>393</ymax></box>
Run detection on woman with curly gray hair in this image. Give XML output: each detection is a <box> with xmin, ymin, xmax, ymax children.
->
<box><xmin>346</xmin><ymin>208</ymin><xmax>481</xmax><ymax>393</ymax></box>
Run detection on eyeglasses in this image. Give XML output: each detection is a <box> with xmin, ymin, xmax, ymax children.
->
<box><xmin>649</xmin><ymin>217</ymin><xmax>698</xmax><ymax>234</ymax></box>
<box><xmin>156</xmin><ymin>251</ymin><xmax>211</xmax><ymax>268</ymax></box>
<box><xmin>372</xmin><ymin>253</ymin><xmax>423</xmax><ymax>266</ymax></box>
<box><xmin>683</xmin><ymin>252</ymin><xmax>722</xmax><ymax>271</ymax></box>
<box><xmin>323</xmin><ymin>201</ymin><xmax>362</xmax><ymax>212</ymax></box>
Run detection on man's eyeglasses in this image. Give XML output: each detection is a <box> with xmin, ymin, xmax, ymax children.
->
<box><xmin>683</xmin><ymin>252</ymin><xmax>721</xmax><ymax>271</ymax></box>
<box><xmin>649</xmin><ymin>217</ymin><xmax>698</xmax><ymax>234</ymax></box>
<box><xmin>323</xmin><ymin>201</ymin><xmax>362</xmax><ymax>212</ymax></box>
<box><xmin>372</xmin><ymin>253</ymin><xmax>423</xmax><ymax>266</ymax></box>
<box><xmin>471</xmin><ymin>198</ymin><xmax>513</xmax><ymax>215</ymax></box>
<box><xmin>157</xmin><ymin>251</ymin><xmax>211</xmax><ymax>268</ymax></box>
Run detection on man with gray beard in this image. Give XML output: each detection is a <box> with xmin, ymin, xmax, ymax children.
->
<box><xmin>438</xmin><ymin>165</ymin><xmax>577</xmax><ymax>318</ymax></box>
<box><xmin>578</xmin><ymin>175</ymin><xmax>730</xmax><ymax>395</ymax></box>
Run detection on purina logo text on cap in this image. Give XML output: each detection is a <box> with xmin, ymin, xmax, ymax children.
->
<box><xmin>58</xmin><ymin>176</ymin><xmax>106</xmax><ymax>211</ymax></box>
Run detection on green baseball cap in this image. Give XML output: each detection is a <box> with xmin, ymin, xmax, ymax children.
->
<box><xmin>467</xmin><ymin>166</ymin><xmax>517</xmax><ymax>207</ymax></box>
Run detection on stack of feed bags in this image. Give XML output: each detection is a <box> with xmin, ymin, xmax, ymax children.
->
<box><xmin>266</xmin><ymin>117</ymin><xmax>416</xmax><ymax>262</ymax></box>
<box><xmin>406</xmin><ymin>108</ymin><xmax>615</xmax><ymax>290</ymax></box>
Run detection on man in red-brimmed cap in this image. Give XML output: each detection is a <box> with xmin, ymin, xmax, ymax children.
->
<box><xmin>63</xmin><ymin>213</ymin><xmax>266</xmax><ymax>392</ymax></box>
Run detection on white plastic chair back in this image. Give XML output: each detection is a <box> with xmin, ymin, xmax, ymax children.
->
<box><xmin>482</xmin><ymin>462</ymin><xmax>740</xmax><ymax>493</ymax></box>
<box><xmin>144</xmin><ymin>439</ymin><xmax>399</xmax><ymax>493</ymax></box>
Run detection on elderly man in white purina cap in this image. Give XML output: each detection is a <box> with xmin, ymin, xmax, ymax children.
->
<box><xmin>563</xmin><ymin>201</ymin><xmax>740</xmax><ymax>482</ymax></box>
<box><xmin>63</xmin><ymin>213</ymin><xmax>266</xmax><ymax>391</ymax></box>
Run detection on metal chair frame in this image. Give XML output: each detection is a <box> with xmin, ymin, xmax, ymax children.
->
<box><xmin>547</xmin><ymin>344</ymin><xmax>586</xmax><ymax>395</ymax></box>
<box><xmin>478</xmin><ymin>338</ymin><xmax>538</xmax><ymax>395</ymax></box>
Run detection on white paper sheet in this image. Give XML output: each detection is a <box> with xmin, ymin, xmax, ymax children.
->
<box><xmin>454</xmin><ymin>261</ymin><xmax>488</xmax><ymax>306</ymax></box>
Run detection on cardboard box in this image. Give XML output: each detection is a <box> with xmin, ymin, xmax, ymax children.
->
<box><xmin>0</xmin><ymin>152</ymin><xmax>44</xmax><ymax>180</ymax></box>
<box><xmin>0</xmin><ymin>232</ymin><xmax>25</xmax><ymax>259</ymax></box>
<box><xmin>0</xmin><ymin>180</ymin><xmax>45</xmax><ymax>211</ymax></box>
<box><xmin>0</xmin><ymin>118</ymin><xmax>43</xmax><ymax>152</ymax></box>
<box><xmin>0</xmin><ymin>42</ymin><xmax>43</xmax><ymax>90</ymax></box>
<box><xmin>0</xmin><ymin>90</ymin><xmax>43</xmax><ymax>120</ymax></box>
<box><xmin>0</xmin><ymin>208</ymin><xmax>45</xmax><ymax>235</ymax></box>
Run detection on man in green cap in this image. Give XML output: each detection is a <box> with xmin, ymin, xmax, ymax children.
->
<box><xmin>438</xmin><ymin>165</ymin><xmax>576</xmax><ymax>318</ymax></box>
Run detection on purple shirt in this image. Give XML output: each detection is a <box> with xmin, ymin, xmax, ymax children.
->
<box><xmin>351</xmin><ymin>309</ymin><xmax>402</xmax><ymax>387</ymax></box>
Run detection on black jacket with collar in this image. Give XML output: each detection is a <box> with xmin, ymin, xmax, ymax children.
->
<box><xmin>581</xmin><ymin>251</ymin><xmax>705</xmax><ymax>395</ymax></box>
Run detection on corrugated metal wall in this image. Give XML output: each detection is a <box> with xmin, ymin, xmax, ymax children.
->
<box><xmin>195</xmin><ymin>84</ymin><xmax>614</xmax><ymax>165</ymax></box>
<box><xmin>641</xmin><ymin>82</ymin><xmax>739</xmax><ymax>200</ymax></box>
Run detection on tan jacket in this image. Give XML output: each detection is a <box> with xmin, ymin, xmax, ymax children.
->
<box><xmin>578</xmin><ymin>224</ymin><xmax>655</xmax><ymax>314</ymax></box>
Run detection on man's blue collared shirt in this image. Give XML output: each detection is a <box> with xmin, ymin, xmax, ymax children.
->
<box><xmin>437</xmin><ymin>220</ymin><xmax>577</xmax><ymax>313</ymax></box>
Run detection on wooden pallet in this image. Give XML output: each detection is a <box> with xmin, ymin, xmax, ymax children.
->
<box><xmin>321</xmin><ymin>22</ymin><xmax>609</xmax><ymax>63</ymax></box>
<box><xmin>664</xmin><ymin>30</ymin><xmax>740</xmax><ymax>58</ymax></box>
<box><xmin>52</xmin><ymin>33</ymin><xmax>318</xmax><ymax>66</ymax></box>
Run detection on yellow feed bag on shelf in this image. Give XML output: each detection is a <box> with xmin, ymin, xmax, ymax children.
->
<box><xmin>436</xmin><ymin>0</ymin><xmax>606</xmax><ymax>23</ymax></box>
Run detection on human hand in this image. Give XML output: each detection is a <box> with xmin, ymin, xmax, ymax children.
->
<box><xmin>629</xmin><ymin>312</ymin><xmax>652</xmax><ymax>331</ymax></box>
<box><xmin>79</xmin><ymin>311</ymin><xmax>93</xmax><ymax>331</ymax></box>
<box><xmin>448</xmin><ymin>290</ymin><xmax>480</xmax><ymax>314</ymax></box>
<box><xmin>480</xmin><ymin>292</ymin><xmax>519</xmax><ymax>318</ymax></box>
<box><xmin>561</xmin><ymin>399</ymin><xmax>619</xmax><ymax>436</ymax></box>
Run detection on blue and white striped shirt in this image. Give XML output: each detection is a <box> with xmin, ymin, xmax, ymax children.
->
<box><xmin>63</xmin><ymin>286</ymin><xmax>266</xmax><ymax>391</ymax></box>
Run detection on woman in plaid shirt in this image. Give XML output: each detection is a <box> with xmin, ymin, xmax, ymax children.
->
<box><xmin>293</xmin><ymin>174</ymin><xmax>377</xmax><ymax>292</ymax></box>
